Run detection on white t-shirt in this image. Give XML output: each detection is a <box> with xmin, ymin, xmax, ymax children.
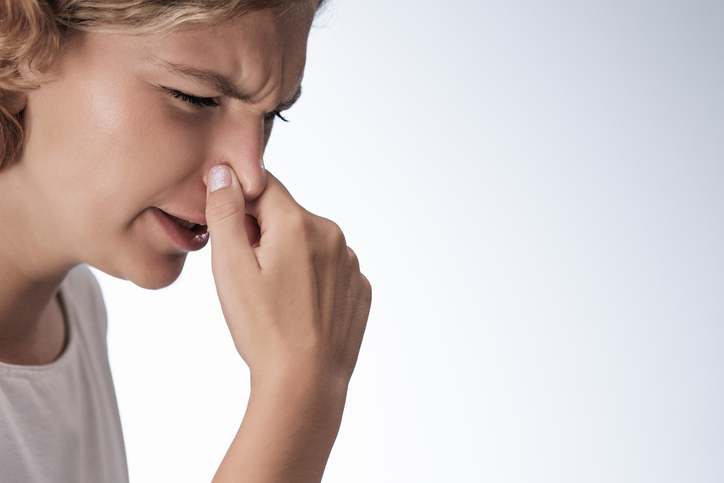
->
<box><xmin>0</xmin><ymin>265</ymin><xmax>129</xmax><ymax>483</ymax></box>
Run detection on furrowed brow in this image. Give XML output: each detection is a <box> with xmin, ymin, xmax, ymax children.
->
<box><xmin>158</xmin><ymin>60</ymin><xmax>253</xmax><ymax>103</ymax></box>
<box><xmin>154</xmin><ymin>59</ymin><xmax>302</xmax><ymax>110</ymax></box>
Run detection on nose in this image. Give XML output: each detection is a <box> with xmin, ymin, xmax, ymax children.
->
<box><xmin>211</xmin><ymin>117</ymin><xmax>267</xmax><ymax>202</ymax></box>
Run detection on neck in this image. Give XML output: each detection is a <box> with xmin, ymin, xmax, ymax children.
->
<box><xmin>0</xmin><ymin>162</ymin><xmax>76</xmax><ymax>364</ymax></box>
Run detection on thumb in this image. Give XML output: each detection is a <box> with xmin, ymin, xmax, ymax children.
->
<box><xmin>205</xmin><ymin>165</ymin><xmax>259</xmax><ymax>272</ymax></box>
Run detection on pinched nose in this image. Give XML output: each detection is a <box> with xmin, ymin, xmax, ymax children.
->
<box><xmin>213</xmin><ymin>119</ymin><xmax>268</xmax><ymax>202</ymax></box>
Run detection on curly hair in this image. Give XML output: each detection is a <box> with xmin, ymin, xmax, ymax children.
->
<box><xmin>0</xmin><ymin>0</ymin><xmax>325</xmax><ymax>169</ymax></box>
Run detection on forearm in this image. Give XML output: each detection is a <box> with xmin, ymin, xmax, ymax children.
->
<box><xmin>212</xmin><ymin>372</ymin><xmax>348</xmax><ymax>483</ymax></box>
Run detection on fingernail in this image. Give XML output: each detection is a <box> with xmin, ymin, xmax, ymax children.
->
<box><xmin>209</xmin><ymin>165</ymin><xmax>231</xmax><ymax>193</ymax></box>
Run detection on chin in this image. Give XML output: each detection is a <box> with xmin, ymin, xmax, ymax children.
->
<box><xmin>136</xmin><ymin>253</ymin><xmax>189</xmax><ymax>289</ymax></box>
<box><xmin>102</xmin><ymin>251</ymin><xmax>189</xmax><ymax>290</ymax></box>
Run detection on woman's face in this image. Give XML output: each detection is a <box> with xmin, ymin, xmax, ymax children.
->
<box><xmin>17</xmin><ymin>6</ymin><xmax>315</xmax><ymax>288</ymax></box>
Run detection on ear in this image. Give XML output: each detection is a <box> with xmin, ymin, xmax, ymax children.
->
<box><xmin>1</xmin><ymin>90</ymin><xmax>28</xmax><ymax>116</ymax></box>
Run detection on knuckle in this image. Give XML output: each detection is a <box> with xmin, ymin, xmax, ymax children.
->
<box><xmin>347</xmin><ymin>246</ymin><xmax>360</xmax><ymax>269</ymax></box>
<box><xmin>279</xmin><ymin>206</ymin><xmax>317</xmax><ymax>254</ymax></box>
<box><xmin>282</xmin><ymin>205</ymin><xmax>309</xmax><ymax>235</ymax></box>
<box><xmin>280</xmin><ymin>208</ymin><xmax>350</xmax><ymax>262</ymax></box>
<box><xmin>319</xmin><ymin>217</ymin><xmax>346</xmax><ymax>250</ymax></box>
<box><xmin>277</xmin><ymin>206</ymin><xmax>307</xmax><ymax>243</ymax></box>
<box><xmin>362</xmin><ymin>272</ymin><xmax>371</xmax><ymax>291</ymax></box>
<box><xmin>360</xmin><ymin>273</ymin><xmax>372</xmax><ymax>302</ymax></box>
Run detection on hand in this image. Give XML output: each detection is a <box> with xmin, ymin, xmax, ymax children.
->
<box><xmin>204</xmin><ymin>165</ymin><xmax>371</xmax><ymax>389</ymax></box>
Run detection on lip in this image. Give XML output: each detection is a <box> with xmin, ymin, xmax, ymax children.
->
<box><xmin>150</xmin><ymin>207</ymin><xmax>209</xmax><ymax>252</ymax></box>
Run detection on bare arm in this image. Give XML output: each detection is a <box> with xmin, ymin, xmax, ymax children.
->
<box><xmin>213</xmin><ymin>373</ymin><xmax>347</xmax><ymax>482</ymax></box>
<box><xmin>204</xmin><ymin>166</ymin><xmax>371</xmax><ymax>482</ymax></box>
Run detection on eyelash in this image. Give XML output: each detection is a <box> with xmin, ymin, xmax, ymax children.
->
<box><xmin>163</xmin><ymin>87</ymin><xmax>289</xmax><ymax>122</ymax></box>
<box><xmin>266</xmin><ymin>110</ymin><xmax>289</xmax><ymax>123</ymax></box>
<box><xmin>164</xmin><ymin>88</ymin><xmax>218</xmax><ymax>108</ymax></box>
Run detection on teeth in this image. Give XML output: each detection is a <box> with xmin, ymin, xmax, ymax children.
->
<box><xmin>169</xmin><ymin>214</ymin><xmax>197</xmax><ymax>231</ymax></box>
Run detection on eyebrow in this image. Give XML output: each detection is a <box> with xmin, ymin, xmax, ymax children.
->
<box><xmin>157</xmin><ymin>60</ymin><xmax>302</xmax><ymax>110</ymax></box>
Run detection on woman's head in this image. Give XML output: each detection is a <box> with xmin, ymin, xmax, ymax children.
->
<box><xmin>1</xmin><ymin>0</ymin><xmax>324</xmax><ymax>168</ymax></box>
<box><xmin>0</xmin><ymin>0</ymin><xmax>321</xmax><ymax>288</ymax></box>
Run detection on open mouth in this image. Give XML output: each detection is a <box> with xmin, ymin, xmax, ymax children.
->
<box><xmin>151</xmin><ymin>207</ymin><xmax>209</xmax><ymax>251</ymax></box>
<box><xmin>165</xmin><ymin>212</ymin><xmax>206</xmax><ymax>233</ymax></box>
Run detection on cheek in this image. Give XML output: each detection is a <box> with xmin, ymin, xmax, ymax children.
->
<box><xmin>32</xmin><ymin>80</ymin><xmax>205</xmax><ymax>227</ymax></box>
<box><xmin>67</xmin><ymin>85</ymin><xmax>167</xmax><ymax>192</ymax></box>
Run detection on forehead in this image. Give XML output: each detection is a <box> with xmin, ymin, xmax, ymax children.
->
<box><xmin>134</xmin><ymin>7</ymin><xmax>315</xmax><ymax>102</ymax></box>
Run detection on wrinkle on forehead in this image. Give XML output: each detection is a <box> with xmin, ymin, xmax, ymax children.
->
<box><xmin>140</xmin><ymin>7</ymin><xmax>312</xmax><ymax>108</ymax></box>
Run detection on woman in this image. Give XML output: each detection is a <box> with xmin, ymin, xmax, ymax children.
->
<box><xmin>0</xmin><ymin>0</ymin><xmax>371</xmax><ymax>481</ymax></box>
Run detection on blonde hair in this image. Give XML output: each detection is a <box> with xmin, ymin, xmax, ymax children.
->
<box><xmin>0</xmin><ymin>0</ymin><xmax>324</xmax><ymax>169</ymax></box>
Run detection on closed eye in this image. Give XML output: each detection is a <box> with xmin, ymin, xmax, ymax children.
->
<box><xmin>162</xmin><ymin>87</ymin><xmax>219</xmax><ymax>109</ymax></box>
<box><xmin>162</xmin><ymin>86</ymin><xmax>289</xmax><ymax>122</ymax></box>
<box><xmin>265</xmin><ymin>110</ymin><xmax>289</xmax><ymax>123</ymax></box>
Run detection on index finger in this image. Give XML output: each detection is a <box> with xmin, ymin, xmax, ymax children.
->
<box><xmin>245</xmin><ymin>171</ymin><xmax>304</xmax><ymax>233</ymax></box>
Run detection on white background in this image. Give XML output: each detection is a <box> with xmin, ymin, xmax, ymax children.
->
<box><xmin>93</xmin><ymin>1</ymin><xmax>724</xmax><ymax>481</ymax></box>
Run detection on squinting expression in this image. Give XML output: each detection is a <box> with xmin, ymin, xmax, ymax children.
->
<box><xmin>18</xmin><ymin>6</ymin><xmax>315</xmax><ymax>288</ymax></box>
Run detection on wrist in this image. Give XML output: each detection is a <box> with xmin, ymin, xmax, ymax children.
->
<box><xmin>212</xmin><ymin>366</ymin><xmax>350</xmax><ymax>483</ymax></box>
<box><xmin>250</xmin><ymin>357</ymin><xmax>350</xmax><ymax>400</ymax></box>
<box><xmin>250</xmin><ymin>364</ymin><xmax>349</xmax><ymax>413</ymax></box>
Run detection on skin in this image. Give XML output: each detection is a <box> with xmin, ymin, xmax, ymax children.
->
<box><xmin>0</xmin><ymin>3</ymin><xmax>371</xmax><ymax>481</ymax></box>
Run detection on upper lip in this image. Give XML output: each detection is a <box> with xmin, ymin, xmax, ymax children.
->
<box><xmin>157</xmin><ymin>207</ymin><xmax>207</xmax><ymax>226</ymax></box>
